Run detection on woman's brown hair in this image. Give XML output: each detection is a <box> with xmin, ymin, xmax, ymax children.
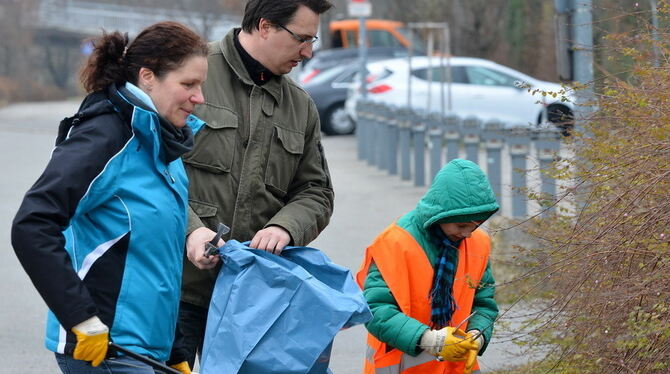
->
<box><xmin>80</xmin><ymin>21</ymin><xmax>209</xmax><ymax>92</ymax></box>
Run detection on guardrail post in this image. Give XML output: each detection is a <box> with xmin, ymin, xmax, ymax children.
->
<box><xmin>387</xmin><ymin>106</ymin><xmax>400</xmax><ymax>175</ymax></box>
<box><xmin>428</xmin><ymin>113</ymin><xmax>444</xmax><ymax>181</ymax></box>
<box><xmin>506</xmin><ymin>126</ymin><xmax>531</xmax><ymax>217</ymax></box>
<box><xmin>443</xmin><ymin>114</ymin><xmax>461</xmax><ymax>162</ymax></box>
<box><xmin>462</xmin><ymin>116</ymin><xmax>481</xmax><ymax>164</ymax></box>
<box><xmin>376</xmin><ymin>104</ymin><xmax>389</xmax><ymax>171</ymax></box>
<box><xmin>356</xmin><ymin>100</ymin><xmax>368</xmax><ymax>161</ymax></box>
<box><xmin>535</xmin><ymin>129</ymin><xmax>562</xmax><ymax>200</ymax></box>
<box><xmin>367</xmin><ymin>103</ymin><xmax>379</xmax><ymax>167</ymax></box>
<box><xmin>412</xmin><ymin>111</ymin><xmax>427</xmax><ymax>187</ymax></box>
<box><xmin>399</xmin><ymin>109</ymin><xmax>412</xmax><ymax>181</ymax></box>
<box><xmin>483</xmin><ymin>119</ymin><xmax>505</xmax><ymax>204</ymax></box>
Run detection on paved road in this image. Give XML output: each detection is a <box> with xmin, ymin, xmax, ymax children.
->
<box><xmin>0</xmin><ymin>100</ymin><xmax>518</xmax><ymax>373</ymax></box>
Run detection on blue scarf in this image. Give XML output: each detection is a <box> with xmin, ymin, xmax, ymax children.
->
<box><xmin>430</xmin><ymin>226</ymin><xmax>461</xmax><ymax>329</ymax></box>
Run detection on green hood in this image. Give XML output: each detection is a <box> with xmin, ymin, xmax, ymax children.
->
<box><xmin>415</xmin><ymin>159</ymin><xmax>499</xmax><ymax>229</ymax></box>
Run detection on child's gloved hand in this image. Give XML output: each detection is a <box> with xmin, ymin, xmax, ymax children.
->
<box><xmin>419</xmin><ymin>326</ymin><xmax>478</xmax><ymax>360</ymax></box>
<box><xmin>437</xmin><ymin>326</ymin><xmax>478</xmax><ymax>361</ymax></box>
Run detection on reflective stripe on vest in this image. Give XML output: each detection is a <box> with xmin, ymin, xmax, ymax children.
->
<box><xmin>368</xmin><ymin>344</ymin><xmax>482</xmax><ymax>374</ymax></box>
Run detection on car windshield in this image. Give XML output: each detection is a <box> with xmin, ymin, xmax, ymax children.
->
<box><xmin>368</xmin><ymin>30</ymin><xmax>404</xmax><ymax>48</ymax></box>
<box><xmin>464</xmin><ymin>66</ymin><xmax>519</xmax><ymax>87</ymax></box>
<box><xmin>396</xmin><ymin>27</ymin><xmax>426</xmax><ymax>53</ymax></box>
<box><xmin>307</xmin><ymin>65</ymin><xmax>350</xmax><ymax>85</ymax></box>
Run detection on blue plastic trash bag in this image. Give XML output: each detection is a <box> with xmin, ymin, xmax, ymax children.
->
<box><xmin>200</xmin><ymin>240</ymin><xmax>372</xmax><ymax>374</ymax></box>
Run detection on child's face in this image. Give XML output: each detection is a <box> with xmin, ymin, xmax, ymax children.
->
<box><xmin>438</xmin><ymin>222</ymin><xmax>480</xmax><ymax>242</ymax></box>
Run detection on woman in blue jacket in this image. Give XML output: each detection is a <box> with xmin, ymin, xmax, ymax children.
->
<box><xmin>11</xmin><ymin>21</ymin><xmax>208</xmax><ymax>373</ymax></box>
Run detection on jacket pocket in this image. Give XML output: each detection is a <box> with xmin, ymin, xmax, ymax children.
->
<box><xmin>189</xmin><ymin>199</ymin><xmax>218</xmax><ymax>218</ymax></box>
<box><xmin>264</xmin><ymin>125</ymin><xmax>304</xmax><ymax>197</ymax></box>
<box><xmin>183</xmin><ymin>105</ymin><xmax>238</xmax><ymax>174</ymax></box>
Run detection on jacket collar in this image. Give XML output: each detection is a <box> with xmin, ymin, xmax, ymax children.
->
<box><xmin>220</xmin><ymin>28</ymin><xmax>283</xmax><ymax>106</ymax></box>
<box><xmin>233</xmin><ymin>29</ymin><xmax>276</xmax><ymax>86</ymax></box>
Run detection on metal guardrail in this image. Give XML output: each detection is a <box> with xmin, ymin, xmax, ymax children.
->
<box><xmin>355</xmin><ymin>100</ymin><xmax>565</xmax><ymax>218</ymax></box>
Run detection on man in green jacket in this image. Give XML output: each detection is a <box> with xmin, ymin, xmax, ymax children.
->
<box><xmin>167</xmin><ymin>0</ymin><xmax>334</xmax><ymax>371</ymax></box>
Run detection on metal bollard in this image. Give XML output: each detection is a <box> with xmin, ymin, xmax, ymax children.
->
<box><xmin>387</xmin><ymin>106</ymin><xmax>400</xmax><ymax>175</ymax></box>
<box><xmin>482</xmin><ymin>119</ymin><xmax>505</xmax><ymax>204</ymax></box>
<box><xmin>356</xmin><ymin>100</ymin><xmax>369</xmax><ymax>161</ymax></box>
<box><xmin>367</xmin><ymin>103</ymin><xmax>380</xmax><ymax>167</ymax></box>
<box><xmin>462</xmin><ymin>116</ymin><xmax>481</xmax><ymax>164</ymax></box>
<box><xmin>359</xmin><ymin>101</ymin><xmax>371</xmax><ymax>163</ymax></box>
<box><xmin>377</xmin><ymin>104</ymin><xmax>390</xmax><ymax>171</ymax></box>
<box><xmin>375</xmin><ymin>104</ymin><xmax>387</xmax><ymax>169</ymax></box>
<box><xmin>428</xmin><ymin>113</ymin><xmax>443</xmax><ymax>182</ymax></box>
<box><xmin>443</xmin><ymin>114</ymin><xmax>461</xmax><ymax>163</ymax></box>
<box><xmin>399</xmin><ymin>109</ymin><xmax>412</xmax><ymax>181</ymax></box>
<box><xmin>506</xmin><ymin>126</ymin><xmax>531</xmax><ymax>217</ymax></box>
<box><xmin>412</xmin><ymin>111</ymin><xmax>427</xmax><ymax>187</ymax></box>
<box><xmin>535</xmin><ymin>128</ymin><xmax>562</xmax><ymax>199</ymax></box>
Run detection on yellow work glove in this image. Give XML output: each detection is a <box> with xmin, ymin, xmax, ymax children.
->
<box><xmin>419</xmin><ymin>328</ymin><xmax>448</xmax><ymax>356</ymax></box>
<box><xmin>420</xmin><ymin>326</ymin><xmax>476</xmax><ymax>360</ymax></box>
<box><xmin>463</xmin><ymin>330</ymin><xmax>482</xmax><ymax>374</ymax></box>
<box><xmin>71</xmin><ymin>316</ymin><xmax>109</xmax><ymax>367</ymax></box>
<box><xmin>464</xmin><ymin>348</ymin><xmax>477</xmax><ymax>374</ymax></box>
<box><xmin>170</xmin><ymin>361</ymin><xmax>192</xmax><ymax>374</ymax></box>
<box><xmin>437</xmin><ymin>326</ymin><xmax>478</xmax><ymax>362</ymax></box>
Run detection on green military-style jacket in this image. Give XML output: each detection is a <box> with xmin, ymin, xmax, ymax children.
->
<box><xmin>181</xmin><ymin>29</ymin><xmax>335</xmax><ymax>307</ymax></box>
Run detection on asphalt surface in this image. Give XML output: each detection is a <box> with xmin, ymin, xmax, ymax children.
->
<box><xmin>0</xmin><ymin>100</ymin><xmax>519</xmax><ymax>373</ymax></box>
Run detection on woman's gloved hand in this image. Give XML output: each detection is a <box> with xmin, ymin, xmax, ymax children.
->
<box><xmin>170</xmin><ymin>361</ymin><xmax>192</xmax><ymax>374</ymax></box>
<box><xmin>71</xmin><ymin>316</ymin><xmax>109</xmax><ymax>367</ymax></box>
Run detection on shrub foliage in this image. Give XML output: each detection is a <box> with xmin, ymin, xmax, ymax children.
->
<box><xmin>502</xmin><ymin>5</ymin><xmax>670</xmax><ymax>373</ymax></box>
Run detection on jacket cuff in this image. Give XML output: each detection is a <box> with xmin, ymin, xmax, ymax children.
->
<box><xmin>187</xmin><ymin>207</ymin><xmax>205</xmax><ymax>236</ymax></box>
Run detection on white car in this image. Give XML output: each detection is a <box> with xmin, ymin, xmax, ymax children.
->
<box><xmin>345</xmin><ymin>56</ymin><xmax>574</xmax><ymax>132</ymax></box>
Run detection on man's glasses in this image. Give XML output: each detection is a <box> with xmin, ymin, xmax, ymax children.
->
<box><xmin>277</xmin><ymin>24</ymin><xmax>318</xmax><ymax>45</ymax></box>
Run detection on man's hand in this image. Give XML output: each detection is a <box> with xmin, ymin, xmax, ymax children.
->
<box><xmin>186</xmin><ymin>227</ymin><xmax>224</xmax><ymax>270</ymax></box>
<box><xmin>72</xmin><ymin>316</ymin><xmax>109</xmax><ymax>367</ymax></box>
<box><xmin>249</xmin><ymin>226</ymin><xmax>291</xmax><ymax>254</ymax></box>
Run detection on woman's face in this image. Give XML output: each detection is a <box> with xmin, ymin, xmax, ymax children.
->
<box><xmin>139</xmin><ymin>55</ymin><xmax>208</xmax><ymax>127</ymax></box>
<box><xmin>439</xmin><ymin>222</ymin><xmax>480</xmax><ymax>242</ymax></box>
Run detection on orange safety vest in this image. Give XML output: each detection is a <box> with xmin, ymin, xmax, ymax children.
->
<box><xmin>356</xmin><ymin>223</ymin><xmax>491</xmax><ymax>374</ymax></box>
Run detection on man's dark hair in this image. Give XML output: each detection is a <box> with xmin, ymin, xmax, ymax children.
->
<box><xmin>241</xmin><ymin>0</ymin><xmax>333</xmax><ymax>32</ymax></box>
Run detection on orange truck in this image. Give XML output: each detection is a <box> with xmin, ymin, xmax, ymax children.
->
<box><xmin>328</xmin><ymin>19</ymin><xmax>419</xmax><ymax>49</ymax></box>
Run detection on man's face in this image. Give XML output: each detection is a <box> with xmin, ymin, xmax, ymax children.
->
<box><xmin>262</xmin><ymin>5</ymin><xmax>319</xmax><ymax>75</ymax></box>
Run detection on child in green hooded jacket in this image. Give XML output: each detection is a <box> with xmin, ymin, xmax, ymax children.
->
<box><xmin>356</xmin><ymin>159</ymin><xmax>500</xmax><ymax>374</ymax></box>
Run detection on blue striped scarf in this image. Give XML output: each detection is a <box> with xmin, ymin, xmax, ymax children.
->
<box><xmin>430</xmin><ymin>226</ymin><xmax>461</xmax><ymax>329</ymax></box>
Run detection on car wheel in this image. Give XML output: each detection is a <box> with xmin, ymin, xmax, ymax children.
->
<box><xmin>322</xmin><ymin>103</ymin><xmax>355</xmax><ymax>135</ymax></box>
<box><xmin>540</xmin><ymin>104</ymin><xmax>574</xmax><ymax>136</ymax></box>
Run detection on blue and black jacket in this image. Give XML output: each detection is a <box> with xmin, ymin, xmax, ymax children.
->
<box><xmin>11</xmin><ymin>84</ymin><xmax>203</xmax><ymax>361</ymax></box>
